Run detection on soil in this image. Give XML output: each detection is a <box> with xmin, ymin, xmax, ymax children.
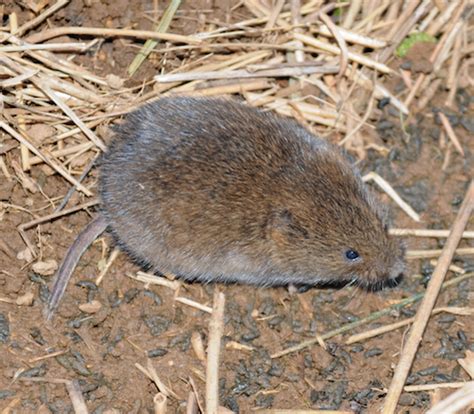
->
<box><xmin>0</xmin><ymin>1</ymin><xmax>473</xmax><ymax>413</ymax></box>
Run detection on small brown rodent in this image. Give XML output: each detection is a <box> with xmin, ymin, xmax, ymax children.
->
<box><xmin>46</xmin><ymin>97</ymin><xmax>405</xmax><ymax>319</ymax></box>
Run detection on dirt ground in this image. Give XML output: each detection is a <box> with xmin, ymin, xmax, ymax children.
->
<box><xmin>0</xmin><ymin>1</ymin><xmax>473</xmax><ymax>413</ymax></box>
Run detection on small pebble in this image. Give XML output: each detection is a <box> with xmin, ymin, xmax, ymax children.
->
<box><xmin>364</xmin><ymin>347</ymin><xmax>383</xmax><ymax>358</ymax></box>
<box><xmin>79</xmin><ymin>300</ymin><xmax>102</xmax><ymax>314</ymax></box>
<box><xmin>32</xmin><ymin>259</ymin><xmax>58</xmax><ymax>276</ymax></box>
<box><xmin>377</xmin><ymin>97</ymin><xmax>391</xmax><ymax>109</ymax></box>
<box><xmin>434</xmin><ymin>373</ymin><xmax>451</xmax><ymax>382</ymax></box>
<box><xmin>350</xmin><ymin>344</ymin><xmax>364</xmax><ymax>353</ymax></box>
<box><xmin>286</xmin><ymin>373</ymin><xmax>301</xmax><ymax>382</ymax></box>
<box><xmin>441</xmin><ymin>351</ymin><xmax>466</xmax><ymax>361</ymax></box>
<box><xmin>450</xmin><ymin>337</ymin><xmax>466</xmax><ymax>351</ymax></box>
<box><xmin>56</xmin><ymin>353</ymin><xmax>91</xmax><ymax>377</ymax></box>
<box><xmin>143</xmin><ymin>290</ymin><xmax>162</xmax><ymax>306</ymax></box>
<box><xmin>38</xmin><ymin>284</ymin><xmax>50</xmax><ymax>303</ymax></box>
<box><xmin>406</xmin><ymin>374</ymin><xmax>420</xmax><ymax>385</ymax></box>
<box><xmin>143</xmin><ymin>315</ymin><xmax>171</xmax><ymax>336</ymax></box>
<box><xmin>255</xmin><ymin>394</ymin><xmax>273</xmax><ymax>408</ymax></box>
<box><xmin>377</xmin><ymin>119</ymin><xmax>395</xmax><ymax>131</ymax></box>
<box><xmin>457</xmin><ymin>330</ymin><xmax>468</xmax><ymax>344</ymax></box>
<box><xmin>124</xmin><ymin>288</ymin><xmax>140</xmax><ymax>303</ymax></box>
<box><xmin>460</xmin><ymin>116</ymin><xmax>474</xmax><ymax>133</ymax></box>
<box><xmin>0</xmin><ymin>390</ymin><xmax>15</xmax><ymax>400</ymax></box>
<box><xmin>20</xmin><ymin>363</ymin><xmax>48</xmax><ymax>378</ymax></box>
<box><xmin>147</xmin><ymin>348</ymin><xmax>168</xmax><ymax>358</ymax></box>
<box><xmin>437</xmin><ymin>314</ymin><xmax>456</xmax><ymax>325</ymax></box>
<box><xmin>400</xmin><ymin>61</ymin><xmax>412</xmax><ymax>70</ymax></box>
<box><xmin>267</xmin><ymin>315</ymin><xmax>284</xmax><ymax>328</ymax></box>
<box><xmin>223</xmin><ymin>396</ymin><xmax>239</xmax><ymax>413</ymax></box>
<box><xmin>417</xmin><ymin>366</ymin><xmax>438</xmax><ymax>376</ymax></box>
<box><xmin>399</xmin><ymin>393</ymin><xmax>415</xmax><ymax>406</ymax></box>
<box><xmin>75</xmin><ymin>280</ymin><xmax>98</xmax><ymax>291</ymax></box>
<box><xmin>451</xmin><ymin>365</ymin><xmax>462</xmax><ymax>379</ymax></box>
<box><xmin>268</xmin><ymin>362</ymin><xmax>283</xmax><ymax>377</ymax></box>
<box><xmin>29</xmin><ymin>273</ymin><xmax>46</xmax><ymax>284</ymax></box>
<box><xmin>455</xmin><ymin>88</ymin><xmax>471</xmax><ymax>110</ymax></box>
<box><xmin>108</xmin><ymin>290</ymin><xmax>122</xmax><ymax>308</ymax></box>
<box><xmin>241</xmin><ymin>330</ymin><xmax>260</xmax><ymax>342</ymax></box>
<box><xmin>0</xmin><ymin>314</ymin><xmax>10</xmax><ymax>343</ymax></box>
<box><xmin>291</xmin><ymin>319</ymin><xmax>304</xmax><ymax>333</ymax></box>
<box><xmin>67</xmin><ymin>316</ymin><xmax>89</xmax><ymax>329</ymax></box>
<box><xmin>169</xmin><ymin>333</ymin><xmax>191</xmax><ymax>351</ymax></box>
<box><xmin>30</xmin><ymin>328</ymin><xmax>46</xmax><ymax>346</ymax></box>
<box><xmin>433</xmin><ymin>348</ymin><xmax>448</xmax><ymax>358</ymax></box>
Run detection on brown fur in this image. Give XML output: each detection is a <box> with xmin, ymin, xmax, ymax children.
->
<box><xmin>98</xmin><ymin>97</ymin><xmax>405</xmax><ymax>288</ymax></box>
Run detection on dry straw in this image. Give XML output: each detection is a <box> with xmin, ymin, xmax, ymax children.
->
<box><xmin>1</xmin><ymin>0</ymin><xmax>472</xmax><ymax>412</ymax></box>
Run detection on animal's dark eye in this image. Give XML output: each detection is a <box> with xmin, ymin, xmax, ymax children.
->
<box><xmin>345</xmin><ymin>249</ymin><xmax>360</xmax><ymax>261</ymax></box>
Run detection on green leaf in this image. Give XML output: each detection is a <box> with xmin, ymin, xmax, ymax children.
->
<box><xmin>396</xmin><ymin>32</ymin><xmax>437</xmax><ymax>58</ymax></box>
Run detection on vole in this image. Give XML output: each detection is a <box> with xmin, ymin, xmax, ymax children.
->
<box><xmin>46</xmin><ymin>97</ymin><xmax>405</xmax><ymax>320</ymax></box>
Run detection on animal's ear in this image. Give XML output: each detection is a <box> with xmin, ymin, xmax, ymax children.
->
<box><xmin>266</xmin><ymin>208</ymin><xmax>311</xmax><ymax>246</ymax></box>
<box><xmin>366</xmin><ymin>188</ymin><xmax>391</xmax><ymax>227</ymax></box>
<box><xmin>266</xmin><ymin>208</ymin><xmax>293</xmax><ymax>246</ymax></box>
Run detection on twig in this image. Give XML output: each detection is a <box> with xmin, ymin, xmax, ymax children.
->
<box><xmin>191</xmin><ymin>331</ymin><xmax>206</xmax><ymax>361</ymax></box>
<box><xmin>295</xmin><ymin>33</ymin><xmax>392</xmax><ymax>74</ymax></box>
<box><xmin>458</xmin><ymin>350</ymin><xmax>474</xmax><ymax>378</ymax></box>
<box><xmin>318</xmin><ymin>12</ymin><xmax>348</xmax><ymax>77</ymax></box>
<box><xmin>188</xmin><ymin>376</ymin><xmax>205</xmax><ymax>414</ymax></box>
<box><xmin>406</xmin><ymin>247</ymin><xmax>474</xmax><ymax>260</ymax></box>
<box><xmin>0</xmin><ymin>121</ymin><xmax>93</xmax><ymax>196</ymax></box>
<box><xmin>290</xmin><ymin>0</ymin><xmax>305</xmax><ymax>64</ymax></box>
<box><xmin>26</xmin><ymin>27</ymin><xmax>201</xmax><ymax>45</ymax></box>
<box><xmin>205</xmin><ymin>289</ymin><xmax>226</xmax><ymax>414</ymax></box>
<box><xmin>28</xmin><ymin>143</ymin><xmax>94</xmax><ymax>166</ymax></box>
<box><xmin>0</xmin><ymin>41</ymin><xmax>92</xmax><ymax>53</ymax></box>
<box><xmin>173</xmin><ymin>79</ymin><xmax>272</xmax><ymax>96</ymax></box>
<box><xmin>339</xmin><ymin>86</ymin><xmax>376</xmax><ymax>146</ymax></box>
<box><xmin>382</xmin><ymin>181</ymin><xmax>474</xmax><ymax>414</ymax></box>
<box><xmin>175</xmin><ymin>297</ymin><xmax>213</xmax><ymax>314</ymax></box>
<box><xmin>95</xmin><ymin>248</ymin><xmax>120</xmax><ymax>285</ymax></box>
<box><xmin>346</xmin><ymin>307</ymin><xmax>473</xmax><ymax>344</ymax></box>
<box><xmin>65</xmin><ymin>380</ymin><xmax>89</xmax><ymax>414</ymax></box>
<box><xmin>18</xmin><ymin>200</ymin><xmax>99</xmax><ymax>256</ymax></box>
<box><xmin>155</xmin><ymin>64</ymin><xmax>339</xmax><ymax>82</ymax></box>
<box><xmin>363</xmin><ymin>172</ymin><xmax>420</xmax><ymax>222</ymax></box>
<box><xmin>153</xmin><ymin>392</ymin><xmax>168</xmax><ymax>414</ymax></box>
<box><xmin>438</xmin><ymin>112</ymin><xmax>464</xmax><ymax>156</ymax></box>
<box><xmin>403</xmin><ymin>381</ymin><xmax>469</xmax><ymax>393</ymax></box>
<box><xmin>352</xmin><ymin>68</ymin><xmax>409</xmax><ymax>115</ymax></box>
<box><xmin>33</xmin><ymin>78</ymin><xmax>106</xmax><ymax>151</ymax></box>
<box><xmin>265</xmin><ymin>0</ymin><xmax>286</xmax><ymax>29</ymax></box>
<box><xmin>135</xmin><ymin>360</ymin><xmax>178</xmax><ymax>398</ymax></box>
<box><xmin>130</xmin><ymin>271</ymin><xmax>181</xmax><ymax>290</ymax></box>
<box><xmin>317</xmin><ymin>24</ymin><xmax>387</xmax><ymax>48</ymax></box>
<box><xmin>13</xmin><ymin>0</ymin><xmax>70</xmax><ymax>37</ymax></box>
<box><xmin>342</xmin><ymin>0</ymin><xmax>362</xmax><ymax>28</ymax></box>
<box><xmin>445</xmin><ymin>28</ymin><xmax>463</xmax><ymax>107</ymax></box>
<box><xmin>426</xmin><ymin>382</ymin><xmax>474</xmax><ymax>414</ymax></box>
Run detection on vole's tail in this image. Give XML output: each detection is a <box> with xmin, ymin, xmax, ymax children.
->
<box><xmin>45</xmin><ymin>215</ymin><xmax>108</xmax><ymax>321</ymax></box>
